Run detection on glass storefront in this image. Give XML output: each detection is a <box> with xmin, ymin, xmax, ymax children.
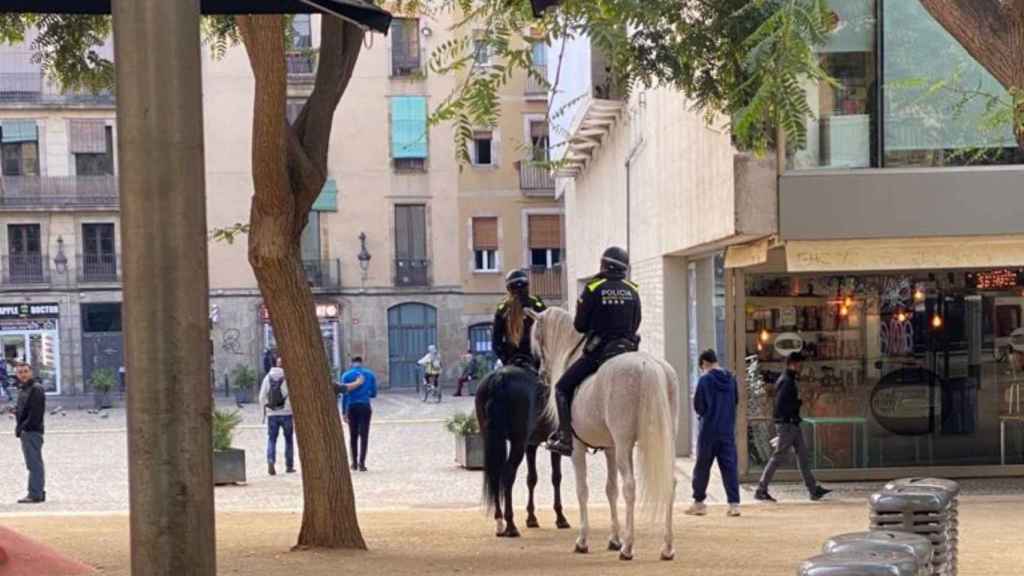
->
<box><xmin>261</xmin><ymin>302</ymin><xmax>342</xmax><ymax>377</ymax></box>
<box><xmin>0</xmin><ymin>303</ymin><xmax>62</xmax><ymax>394</ymax></box>
<box><xmin>745</xmin><ymin>269</ymin><xmax>1024</xmax><ymax>471</ymax></box>
<box><xmin>791</xmin><ymin>0</ymin><xmax>1022</xmax><ymax>170</ymax></box>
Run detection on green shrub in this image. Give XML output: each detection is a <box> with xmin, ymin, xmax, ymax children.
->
<box><xmin>230</xmin><ymin>365</ymin><xmax>257</xmax><ymax>393</ymax></box>
<box><xmin>212</xmin><ymin>409</ymin><xmax>243</xmax><ymax>451</ymax></box>
<box><xmin>90</xmin><ymin>368</ymin><xmax>117</xmax><ymax>394</ymax></box>
<box><xmin>444</xmin><ymin>411</ymin><xmax>480</xmax><ymax>436</ymax></box>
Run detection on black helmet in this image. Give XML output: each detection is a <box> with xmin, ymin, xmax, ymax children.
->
<box><xmin>505</xmin><ymin>269</ymin><xmax>530</xmax><ymax>290</ymax></box>
<box><xmin>601</xmin><ymin>246</ymin><xmax>629</xmax><ymax>273</ymax></box>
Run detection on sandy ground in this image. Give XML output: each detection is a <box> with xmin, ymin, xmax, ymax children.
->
<box><xmin>4</xmin><ymin>498</ymin><xmax>1023</xmax><ymax>576</ymax></box>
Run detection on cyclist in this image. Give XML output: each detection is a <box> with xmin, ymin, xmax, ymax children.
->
<box><xmin>417</xmin><ymin>345</ymin><xmax>443</xmax><ymax>392</ymax></box>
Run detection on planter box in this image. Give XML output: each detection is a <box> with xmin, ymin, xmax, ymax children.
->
<box><xmin>213</xmin><ymin>448</ymin><xmax>247</xmax><ymax>485</ymax></box>
<box><xmin>234</xmin><ymin>389</ymin><xmax>254</xmax><ymax>405</ymax></box>
<box><xmin>454</xmin><ymin>433</ymin><xmax>484</xmax><ymax>470</ymax></box>
<box><xmin>93</xmin><ymin>391</ymin><xmax>114</xmax><ymax>410</ymax></box>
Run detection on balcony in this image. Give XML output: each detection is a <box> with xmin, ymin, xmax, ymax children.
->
<box><xmin>395</xmin><ymin>258</ymin><xmax>431</xmax><ymax>287</ymax></box>
<box><xmin>530</xmin><ymin>265</ymin><xmax>563</xmax><ymax>301</ymax></box>
<box><xmin>391</xmin><ymin>52</ymin><xmax>422</xmax><ymax>78</ymax></box>
<box><xmin>0</xmin><ymin>73</ymin><xmax>114</xmax><ymax>107</ymax></box>
<box><xmin>0</xmin><ymin>176</ymin><xmax>119</xmax><ymax>210</ymax></box>
<box><xmin>2</xmin><ymin>254</ymin><xmax>49</xmax><ymax>286</ymax></box>
<box><xmin>77</xmin><ymin>254</ymin><xmax>120</xmax><ymax>284</ymax></box>
<box><xmin>518</xmin><ymin>161</ymin><xmax>555</xmax><ymax>196</ymax></box>
<box><xmin>286</xmin><ymin>51</ymin><xmax>317</xmax><ymax>82</ymax></box>
<box><xmin>525</xmin><ymin>65</ymin><xmax>548</xmax><ymax>98</ymax></box>
<box><xmin>303</xmin><ymin>259</ymin><xmax>341</xmax><ymax>289</ymax></box>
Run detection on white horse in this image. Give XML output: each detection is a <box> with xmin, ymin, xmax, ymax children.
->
<box><xmin>529</xmin><ymin>307</ymin><xmax>679</xmax><ymax>561</ymax></box>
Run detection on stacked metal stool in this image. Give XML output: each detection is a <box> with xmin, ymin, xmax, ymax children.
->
<box><xmin>870</xmin><ymin>478</ymin><xmax>960</xmax><ymax>576</ymax></box>
<box><xmin>799</xmin><ymin>550</ymin><xmax>925</xmax><ymax>576</ymax></box>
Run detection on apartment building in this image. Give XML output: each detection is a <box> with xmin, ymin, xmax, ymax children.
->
<box><xmin>554</xmin><ymin>0</ymin><xmax>1024</xmax><ymax>480</ymax></box>
<box><xmin>0</xmin><ymin>12</ymin><xmax>563</xmax><ymax>396</ymax></box>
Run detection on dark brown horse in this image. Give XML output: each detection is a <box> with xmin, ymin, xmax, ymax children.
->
<box><xmin>475</xmin><ymin>365</ymin><xmax>570</xmax><ymax>537</ymax></box>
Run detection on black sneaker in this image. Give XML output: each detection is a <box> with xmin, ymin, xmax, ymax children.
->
<box><xmin>17</xmin><ymin>495</ymin><xmax>44</xmax><ymax>504</ymax></box>
<box><xmin>754</xmin><ymin>490</ymin><xmax>777</xmax><ymax>503</ymax></box>
<box><xmin>810</xmin><ymin>487</ymin><xmax>833</xmax><ymax>502</ymax></box>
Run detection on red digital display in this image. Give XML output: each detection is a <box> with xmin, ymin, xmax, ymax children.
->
<box><xmin>973</xmin><ymin>269</ymin><xmax>1020</xmax><ymax>291</ymax></box>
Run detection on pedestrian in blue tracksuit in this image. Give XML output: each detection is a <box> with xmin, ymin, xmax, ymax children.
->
<box><xmin>339</xmin><ymin>357</ymin><xmax>377</xmax><ymax>472</ymax></box>
<box><xmin>686</xmin><ymin>349</ymin><xmax>741</xmax><ymax>517</ymax></box>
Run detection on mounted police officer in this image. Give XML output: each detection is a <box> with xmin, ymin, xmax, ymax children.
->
<box><xmin>493</xmin><ymin>269</ymin><xmax>547</xmax><ymax>370</ymax></box>
<box><xmin>548</xmin><ymin>246</ymin><xmax>641</xmax><ymax>457</ymax></box>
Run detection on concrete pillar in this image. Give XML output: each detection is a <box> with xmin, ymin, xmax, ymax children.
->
<box><xmin>662</xmin><ymin>255</ymin><xmax>690</xmax><ymax>457</ymax></box>
<box><xmin>112</xmin><ymin>0</ymin><xmax>216</xmax><ymax>574</ymax></box>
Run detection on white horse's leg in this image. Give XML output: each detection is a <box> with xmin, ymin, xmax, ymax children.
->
<box><xmin>661</xmin><ymin>475</ymin><xmax>678</xmax><ymax>561</ymax></box>
<box><xmin>572</xmin><ymin>438</ymin><xmax>590</xmax><ymax>554</ymax></box>
<box><xmin>604</xmin><ymin>447</ymin><xmax>622</xmax><ymax>551</ymax></box>
<box><xmin>615</xmin><ymin>446</ymin><xmax>637</xmax><ymax>561</ymax></box>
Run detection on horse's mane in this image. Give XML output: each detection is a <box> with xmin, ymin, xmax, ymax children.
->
<box><xmin>532</xmin><ymin>307</ymin><xmax>585</xmax><ymax>426</ymax></box>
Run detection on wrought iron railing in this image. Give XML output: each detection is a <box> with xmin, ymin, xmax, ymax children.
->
<box><xmin>286</xmin><ymin>51</ymin><xmax>317</xmax><ymax>77</ymax></box>
<box><xmin>78</xmin><ymin>254</ymin><xmax>120</xmax><ymax>283</ymax></box>
<box><xmin>302</xmin><ymin>259</ymin><xmax>342</xmax><ymax>289</ymax></box>
<box><xmin>2</xmin><ymin>254</ymin><xmax>49</xmax><ymax>285</ymax></box>
<box><xmin>395</xmin><ymin>258</ymin><xmax>431</xmax><ymax>287</ymax></box>
<box><xmin>518</xmin><ymin>161</ymin><xmax>555</xmax><ymax>195</ymax></box>
<box><xmin>0</xmin><ymin>176</ymin><xmax>118</xmax><ymax>209</ymax></box>
<box><xmin>0</xmin><ymin>73</ymin><xmax>114</xmax><ymax>106</ymax></box>
<box><xmin>525</xmin><ymin>65</ymin><xmax>548</xmax><ymax>96</ymax></box>
<box><xmin>530</xmin><ymin>265</ymin><xmax>563</xmax><ymax>301</ymax></box>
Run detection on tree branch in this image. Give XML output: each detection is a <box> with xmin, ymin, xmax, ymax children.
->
<box><xmin>919</xmin><ymin>0</ymin><xmax>1021</xmax><ymax>90</ymax></box>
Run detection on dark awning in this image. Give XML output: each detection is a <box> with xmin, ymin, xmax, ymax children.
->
<box><xmin>0</xmin><ymin>0</ymin><xmax>392</xmax><ymax>33</ymax></box>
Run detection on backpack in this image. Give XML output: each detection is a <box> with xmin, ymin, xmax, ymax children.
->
<box><xmin>268</xmin><ymin>378</ymin><xmax>287</xmax><ymax>410</ymax></box>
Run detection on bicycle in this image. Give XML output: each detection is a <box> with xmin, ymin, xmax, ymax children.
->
<box><xmin>421</xmin><ymin>372</ymin><xmax>442</xmax><ymax>403</ymax></box>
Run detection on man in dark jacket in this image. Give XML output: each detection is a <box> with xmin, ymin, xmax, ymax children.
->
<box><xmin>686</xmin><ymin>350</ymin><xmax>741</xmax><ymax>517</ymax></box>
<box><xmin>14</xmin><ymin>362</ymin><xmax>45</xmax><ymax>504</ymax></box>
<box><xmin>755</xmin><ymin>352</ymin><xmax>831</xmax><ymax>502</ymax></box>
<box><xmin>548</xmin><ymin>246</ymin><xmax>641</xmax><ymax>457</ymax></box>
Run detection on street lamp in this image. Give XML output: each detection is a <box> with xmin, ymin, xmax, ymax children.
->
<box><xmin>357</xmin><ymin>232</ymin><xmax>371</xmax><ymax>289</ymax></box>
<box><xmin>53</xmin><ymin>236</ymin><xmax>68</xmax><ymax>275</ymax></box>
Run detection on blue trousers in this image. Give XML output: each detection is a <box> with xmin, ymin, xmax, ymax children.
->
<box><xmin>692</xmin><ymin>434</ymin><xmax>740</xmax><ymax>505</ymax></box>
<box><xmin>267</xmin><ymin>415</ymin><xmax>294</xmax><ymax>469</ymax></box>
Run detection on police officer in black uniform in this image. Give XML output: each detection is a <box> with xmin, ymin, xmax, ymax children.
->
<box><xmin>493</xmin><ymin>269</ymin><xmax>548</xmax><ymax>369</ymax></box>
<box><xmin>548</xmin><ymin>246</ymin><xmax>641</xmax><ymax>457</ymax></box>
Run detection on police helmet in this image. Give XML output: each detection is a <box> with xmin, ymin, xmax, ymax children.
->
<box><xmin>600</xmin><ymin>246</ymin><xmax>630</xmax><ymax>273</ymax></box>
<box><xmin>505</xmin><ymin>269</ymin><xmax>530</xmax><ymax>290</ymax></box>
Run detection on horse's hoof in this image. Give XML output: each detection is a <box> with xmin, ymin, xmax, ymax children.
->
<box><xmin>556</xmin><ymin>518</ymin><xmax>572</xmax><ymax>530</ymax></box>
<box><xmin>496</xmin><ymin>531</ymin><xmax>507</xmax><ymax>538</ymax></box>
<box><xmin>574</xmin><ymin>543</ymin><xmax>590</xmax><ymax>554</ymax></box>
<box><xmin>607</xmin><ymin>539</ymin><xmax>623</xmax><ymax>552</ymax></box>
<box><xmin>527</xmin><ymin>517</ymin><xmax>540</xmax><ymax>529</ymax></box>
<box><xmin>661</xmin><ymin>550</ymin><xmax>676</xmax><ymax>562</ymax></box>
<box><xmin>502</xmin><ymin>526</ymin><xmax>521</xmax><ymax>539</ymax></box>
<box><xmin>619</xmin><ymin>551</ymin><xmax>634</xmax><ymax>562</ymax></box>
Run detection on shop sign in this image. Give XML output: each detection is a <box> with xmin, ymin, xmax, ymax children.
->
<box><xmin>260</xmin><ymin>303</ymin><xmax>340</xmax><ymax>322</ymax></box>
<box><xmin>0</xmin><ymin>303</ymin><xmax>60</xmax><ymax>319</ymax></box>
<box><xmin>967</xmin><ymin>269</ymin><xmax>1021</xmax><ymax>291</ymax></box>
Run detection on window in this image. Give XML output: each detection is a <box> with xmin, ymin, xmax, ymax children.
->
<box><xmin>287</xmin><ymin>15</ymin><xmax>315</xmax><ymax>75</ymax></box>
<box><xmin>300</xmin><ymin>212</ymin><xmax>321</xmax><ymax>263</ymax></box>
<box><xmin>472</xmin><ymin>130</ymin><xmax>494</xmax><ymax>166</ymax></box>
<box><xmin>1</xmin><ymin>120</ymin><xmax>39</xmax><ymax>176</ymax></box>
<box><xmin>71</xmin><ymin>122</ymin><xmax>114</xmax><ymax>176</ymax></box>
<box><xmin>531</xmin><ymin>41</ymin><xmax>547</xmax><ymax>69</ymax></box>
<box><xmin>527</xmin><ymin>214</ymin><xmax>562</xmax><ymax>268</ymax></box>
<box><xmin>394</xmin><ymin>204</ymin><xmax>429</xmax><ymax>286</ymax></box>
<box><xmin>7</xmin><ymin>224</ymin><xmax>43</xmax><ymax>283</ymax></box>
<box><xmin>472</xmin><ymin>217</ymin><xmax>499</xmax><ymax>272</ymax></box>
<box><xmin>390</xmin><ymin>18</ymin><xmax>421</xmax><ymax>76</ymax></box>
<box><xmin>391</xmin><ymin>96</ymin><xmax>429</xmax><ymax>160</ymax></box>
<box><xmin>82</xmin><ymin>303</ymin><xmax>122</xmax><ymax>333</ymax></box>
<box><xmin>472</xmin><ymin>36</ymin><xmax>494</xmax><ymax>67</ymax></box>
<box><xmin>81</xmin><ymin>223</ymin><xmax>117</xmax><ymax>281</ymax></box>
<box><xmin>529</xmin><ymin>120</ymin><xmax>549</xmax><ymax>162</ymax></box>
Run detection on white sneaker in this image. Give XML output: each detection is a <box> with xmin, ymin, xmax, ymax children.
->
<box><xmin>684</xmin><ymin>502</ymin><xmax>707</xmax><ymax>516</ymax></box>
<box><xmin>727</xmin><ymin>505</ymin><xmax>741</xmax><ymax>517</ymax></box>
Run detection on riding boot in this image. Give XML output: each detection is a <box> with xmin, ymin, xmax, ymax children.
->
<box><xmin>548</xmin><ymin>391</ymin><xmax>574</xmax><ymax>457</ymax></box>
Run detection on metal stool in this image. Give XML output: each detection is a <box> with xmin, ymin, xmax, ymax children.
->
<box><xmin>823</xmin><ymin>531</ymin><xmax>933</xmax><ymax>575</ymax></box>
<box><xmin>799</xmin><ymin>551</ymin><xmax>923</xmax><ymax>576</ymax></box>
<box><xmin>870</xmin><ymin>487</ymin><xmax>955</xmax><ymax>576</ymax></box>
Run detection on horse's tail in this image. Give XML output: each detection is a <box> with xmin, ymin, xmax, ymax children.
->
<box><xmin>479</xmin><ymin>369</ymin><xmax>533</xmax><ymax>513</ymax></box>
<box><xmin>636</xmin><ymin>358</ymin><xmax>677</xmax><ymax>524</ymax></box>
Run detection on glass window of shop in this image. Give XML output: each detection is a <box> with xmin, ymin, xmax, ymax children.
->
<box><xmin>745</xmin><ymin>270</ymin><xmax>1024</xmax><ymax>471</ymax></box>
<box><xmin>790</xmin><ymin>0</ymin><xmax>1022</xmax><ymax>170</ymax></box>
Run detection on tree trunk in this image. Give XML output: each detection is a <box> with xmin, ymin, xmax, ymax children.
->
<box><xmin>237</xmin><ymin>14</ymin><xmax>366</xmax><ymax>550</ymax></box>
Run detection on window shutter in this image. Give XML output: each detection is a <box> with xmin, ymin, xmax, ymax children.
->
<box><xmin>472</xmin><ymin>218</ymin><xmax>498</xmax><ymax>250</ymax></box>
<box><xmin>1</xmin><ymin>120</ymin><xmax>37</xmax><ymax>144</ymax></box>
<box><xmin>69</xmin><ymin>120</ymin><xmax>108</xmax><ymax>153</ymax></box>
<box><xmin>528</xmin><ymin>215</ymin><xmax>561</xmax><ymax>249</ymax></box>
<box><xmin>391</xmin><ymin>96</ymin><xmax>428</xmax><ymax>159</ymax></box>
<box><xmin>312</xmin><ymin>178</ymin><xmax>338</xmax><ymax>212</ymax></box>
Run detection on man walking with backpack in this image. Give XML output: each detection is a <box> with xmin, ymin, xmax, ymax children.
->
<box><xmin>259</xmin><ymin>358</ymin><xmax>294</xmax><ymax>476</ymax></box>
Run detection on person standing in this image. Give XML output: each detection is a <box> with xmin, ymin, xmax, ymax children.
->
<box><xmin>454</xmin><ymin>349</ymin><xmax>474</xmax><ymax>397</ymax></box>
<box><xmin>258</xmin><ymin>360</ymin><xmax>294</xmax><ymax>476</ymax></box>
<box><xmin>686</xmin><ymin>350</ymin><xmax>741</xmax><ymax>517</ymax></box>
<box><xmin>755</xmin><ymin>351</ymin><xmax>832</xmax><ymax>502</ymax></box>
<box><xmin>340</xmin><ymin>357</ymin><xmax>377</xmax><ymax>472</ymax></box>
<box><xmin>14</xmin><ymin>362</ymin><xmax>45</xmax><ymax>504</ymax></box>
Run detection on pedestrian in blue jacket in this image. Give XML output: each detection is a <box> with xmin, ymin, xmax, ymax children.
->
<box><xmin>339</xmin><ymin>357</ymin><xmax>377</xmax><ymax>472</ymax></box>
<box><xmin>686</xmin><ymin>349</ymin><xmax>741</xmax><ymax>517</ymax></box>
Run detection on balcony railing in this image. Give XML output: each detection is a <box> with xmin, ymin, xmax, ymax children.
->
<box><xmin>303</xmin><ymin>259</ymin><xmax>341</xmax><ymax>289</ymax></box>
<box><xmin>0</xmin><ymin>176</ymin><xmax>119</xmax><ymax>209</ymax></box>
<box><xmin>525</xmin><ymin>65</ymin><xmax>548</xmax><ymax>97</ymax></box>
<box><xmin>395</xmin><ymin>258</ymin><xmax>431</xmax><ymax>287</ymax></box>
<box><xmin>0</xmin><ymin>73</ymin><xmax>114</xmax><ymax>106</ymax></box>
<box><xmin>530</xmin><ymin>265</ymin><xmax>563</xmax><ymax>301</ymax></box>
<box><xmin>78</xmin><ymin>254</ymin><xmax>120</xmax><ymax>284</ymax></box>
<box><xmin>2</xmin><ymin>254</ymin><xmax>49</xmax><ymax>286</ymax></box>
<box><xmin>287</xmin><ymin>51</ymin><xmax>317</xmax><ymax>79</ymax></box>
<box><xmin>518</xmin><ymin>161</ymin><xmax>555</xmax><ymax>195</ymax></box>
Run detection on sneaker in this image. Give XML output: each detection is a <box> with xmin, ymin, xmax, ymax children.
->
<box><xmin>684</xmin><ymin>502</ymin><xmax>707</xmax><ymax>516</ymax></box>
<box><xmin>286</xmin><ymin>467</ymin><xmax>296</xmax><ymax>474</ymax></box>
<box><xmin>359</xmin><ymin>465</ymin><xmax>368</xmax><ymax>472</ymax></box>
<box><xmin>17</xmin><ymin>495</ymin><xmax>44</xmax><ymax>504</ymax></box>
<box><xmin>268</xmin><ymin>464</ymin><xmax>276</xmax><ymax>476</ymax></box>
<box><xmin>810</xmin><ymin>486</ymin><xmax>833</xmax><ymax>502</ymax></box>
<box><xmin>754</xmin><ymin>490</ymin><xmax>777</xmax><ymax>503</ymax></box>
<box><xmin>727</xmin><ymin>505</ymin><xmax>741</xmax><ymax>517</ymax></box>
